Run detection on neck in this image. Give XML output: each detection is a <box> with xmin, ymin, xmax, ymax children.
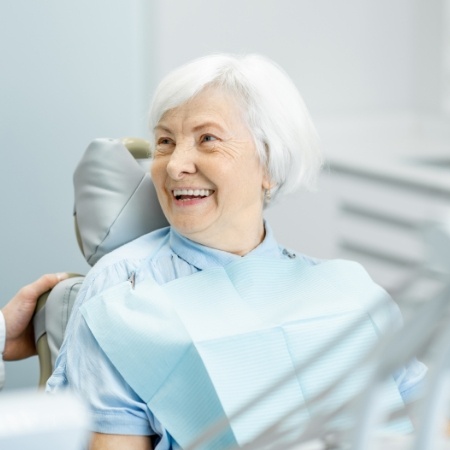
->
<box><xmin>182</xmin><ymin>220</ymin><xmax>266</xmax><ymax>256</ymax></box>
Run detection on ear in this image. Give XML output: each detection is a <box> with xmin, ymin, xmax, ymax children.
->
<box><xmin>262</xmin><ymin>170</ymin><xmax>275</xmax><ymax>191</ymax></box>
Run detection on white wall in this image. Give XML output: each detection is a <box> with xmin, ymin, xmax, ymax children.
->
<box><xmin>413</xmin><ymin>0</ymin><xmax>447</xmax><ymax>114</ymax></box>
<box><xmin>442</xmin><ymin>0</ymin><xmax>450</xmax><ymax>113</ymax></box>
<box><xmin>150</xmin><ymin>0</ymin><xmax>418</xmax><ymax>116</ymax></box>
<box><xmin>0</xmin><ymin>0</ymin><xmax>155</xmax><ymax>390</ymax></box>
<box><xmin>1</xmin><ymin>0</ymin><xmax>445</xmax><ymax>390</ymax></box>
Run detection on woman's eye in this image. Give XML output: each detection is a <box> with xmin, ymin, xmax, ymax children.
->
<box><xmin>155</xmin><ymin>138</ymin><xmax>175</xmax><ymax>156</ymax></box>
<box><xmin>201</xmin><ymin>134</ymin><xmax>217</xmax><ymax>143</ymax></box>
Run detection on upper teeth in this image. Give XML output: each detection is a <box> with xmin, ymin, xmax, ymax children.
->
<box><xmin>173</xmin><ymin>189</ymin><xmax>213</xmax><ymax>197</ymax></box>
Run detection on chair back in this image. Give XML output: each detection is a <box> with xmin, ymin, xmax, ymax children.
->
<box><xmin>34</xmin><ymin>137</ymin><xmax>168</xmax><ymax>386</ymax></box>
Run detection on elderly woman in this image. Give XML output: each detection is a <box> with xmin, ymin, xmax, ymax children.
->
<box><xmin>47</xmin><ymin>54</ymin><xmax>426</xmax><ymax>449</ymax></box>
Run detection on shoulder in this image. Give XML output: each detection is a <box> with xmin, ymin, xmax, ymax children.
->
<box><xmin>91</xmin><ymin>226</ymin><xmax>171</xmax><ymax>276</ymax></box>
<box><xmin>83</xmin><ymin>227</ymin><xmax>170</xmax><ymax>288</ymax></box>
<box><xmin>284</xmin><ymin>249</ymin><xmax>322</xmax><ymax>267</ymax></box>
<box><xmin>73</xmin><ymin>227</ymin><xmax>171</xmax><ymax>316</ymax></box>
<box><xmin>52</xmin><ymin>227</ymin><xmax>172</xmax><ymax>373</ymax></box>
<box><xmin>315</xmin><ymin>258</ymin><xmax>384</xmax><ymax>294</ymax></box>
<box><xmin>287</xmin><ymin>251</ymin><xmax>396</xmax><ymax>319</ymax></box>
<box><xmin>304</xmin><ymin>256</ymin><xmax>389</xmax><ymax>304</ymax></box>
<box><xmin>314</xmin><ymin>257</ymin><xmax>402</xmax><ymax>333</ymax></box>
<box><xmin>287</xmin><ymin>250</ymin><xmax>379</xmax><ymax>288</ymax></box>
<box><xmin>282</xmin><ymin>249</ymin><xmax>367</xmax><ymax>280</ymax></box>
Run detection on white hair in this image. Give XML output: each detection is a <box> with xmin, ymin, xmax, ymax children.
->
<box><xmin>149</xmin><ymin>54</ymin><xmax>323</xmax><ymax>204</ymax></box>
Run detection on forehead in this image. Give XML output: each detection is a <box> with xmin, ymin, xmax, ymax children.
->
<box><xmin>157</xmin><ymin>87</ymin><xmax>245</xmax><ymax>130</ymax></box>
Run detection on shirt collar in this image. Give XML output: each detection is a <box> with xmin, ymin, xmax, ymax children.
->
<box><xmin>169</xmin><ymin>222</ymin><xmax>282</xmax><ymax>271</ymax></box>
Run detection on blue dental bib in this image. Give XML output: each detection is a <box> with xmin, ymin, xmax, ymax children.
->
<box><xmin>81</xmin><ymin>257</ymin><xmax>409</xmax><ymax>449</ymax></box>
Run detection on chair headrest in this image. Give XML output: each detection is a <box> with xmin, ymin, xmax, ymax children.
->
<box><xmin>73</xmin><ymin>138</ymin><xmax>169</xmax><ymax>266</ymax></box>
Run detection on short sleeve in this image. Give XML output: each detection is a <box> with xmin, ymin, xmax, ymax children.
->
<box><xmin>50</xmin><ymin>312</ymin><xmax>154</xmax><ymax>435</ymax></box>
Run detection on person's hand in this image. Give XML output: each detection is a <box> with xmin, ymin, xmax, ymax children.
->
<box><xmin>1</xmin><ymin>273</ymin><xmax>68</xmax><ymax>360</ymax></box>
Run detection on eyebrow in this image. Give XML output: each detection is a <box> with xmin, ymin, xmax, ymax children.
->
<box><xmin>154</xmin><ymin>121</ymin><xmax>226</xmax><ymax>134</ymax></box>
<box><xmin>154</xmin><ymin>124</ymin><xmax>173</xmax><ymax>133</ymax></box>
<box><xmin>191</xmin><ymin>121</ymin><xmax>226</xmax><ymax>133</ymax></box>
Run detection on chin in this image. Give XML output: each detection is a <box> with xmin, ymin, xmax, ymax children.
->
<box><xmin>170</xmin><ymin>219</ymin><xmax>209</xmax><ymax>238</ymax></box>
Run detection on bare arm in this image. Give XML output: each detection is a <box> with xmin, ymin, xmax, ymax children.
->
<box><xmin>90</xmin><ymin>433</ymin><xmax>153</xmax><ymax>450</ymax></box>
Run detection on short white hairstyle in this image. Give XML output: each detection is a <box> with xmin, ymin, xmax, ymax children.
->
<box><xmin>149</xmin><ymin>54</ymin><xmax>322</xmax><ymax>204</ymax></box>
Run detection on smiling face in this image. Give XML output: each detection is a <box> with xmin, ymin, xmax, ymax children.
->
<box><xmin>151</xmin><ymin>86</ymin><xmax>271</xmax><ymax>255</ymax></box>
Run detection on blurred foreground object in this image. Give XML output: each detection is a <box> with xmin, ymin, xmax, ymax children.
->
<box><xmin>0</xmin><ymin>390</ymin><xmax>90</xmax><ymax>450</ymax></box>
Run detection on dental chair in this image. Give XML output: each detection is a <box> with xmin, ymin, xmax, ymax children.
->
<box><xmin>33</xmin><ymin>137</ymin><xmax>168</xmax><ymax>386</ymax></box>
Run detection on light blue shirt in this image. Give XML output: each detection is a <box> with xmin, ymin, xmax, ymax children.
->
<box><xmin>47</xmin><ymin>224</ymin><xmax>426</xmax><ymax>448</ymax></box>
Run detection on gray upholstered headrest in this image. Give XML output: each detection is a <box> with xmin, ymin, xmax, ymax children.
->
<box><xmin>73</xmin><ymin>138</ymin><xmax>169</xmax><ymax>266</ymax></box>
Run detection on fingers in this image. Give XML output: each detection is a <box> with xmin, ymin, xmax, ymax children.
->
<box><xmin>20</xmin><ymin>273</ymin><xmax>69</xmax><ymax>301</ymax></box>
<box><xmin>34</xmin><ymin>272</ymin><xmax>70</xmax><ymax>294</ymax></box>
<box><xmin>2</xmin><ymin>273</ymin><xmax>69</xmax><ymax>358</ymax></box>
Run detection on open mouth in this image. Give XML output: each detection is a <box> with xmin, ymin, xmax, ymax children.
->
<box><xmin>172</xmin><ymin>189</ymin><xmax>214</xmax><ymax>201</ymax></box>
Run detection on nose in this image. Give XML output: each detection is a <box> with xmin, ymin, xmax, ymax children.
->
<box><xmin>166</xmin><ymin>141</ymin><xmax>197</xmax><ymax>180</ymax></box>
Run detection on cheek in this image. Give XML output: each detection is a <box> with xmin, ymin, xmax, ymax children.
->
<box><xmin>150</xmin><ymin>160</ymin><xmax>166</xmax><ymax>188</ymax></box>
<box><xmin>233</xmin><ymin>159</ymin><xmax>265</xmax><ymax>189</ymax></box>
